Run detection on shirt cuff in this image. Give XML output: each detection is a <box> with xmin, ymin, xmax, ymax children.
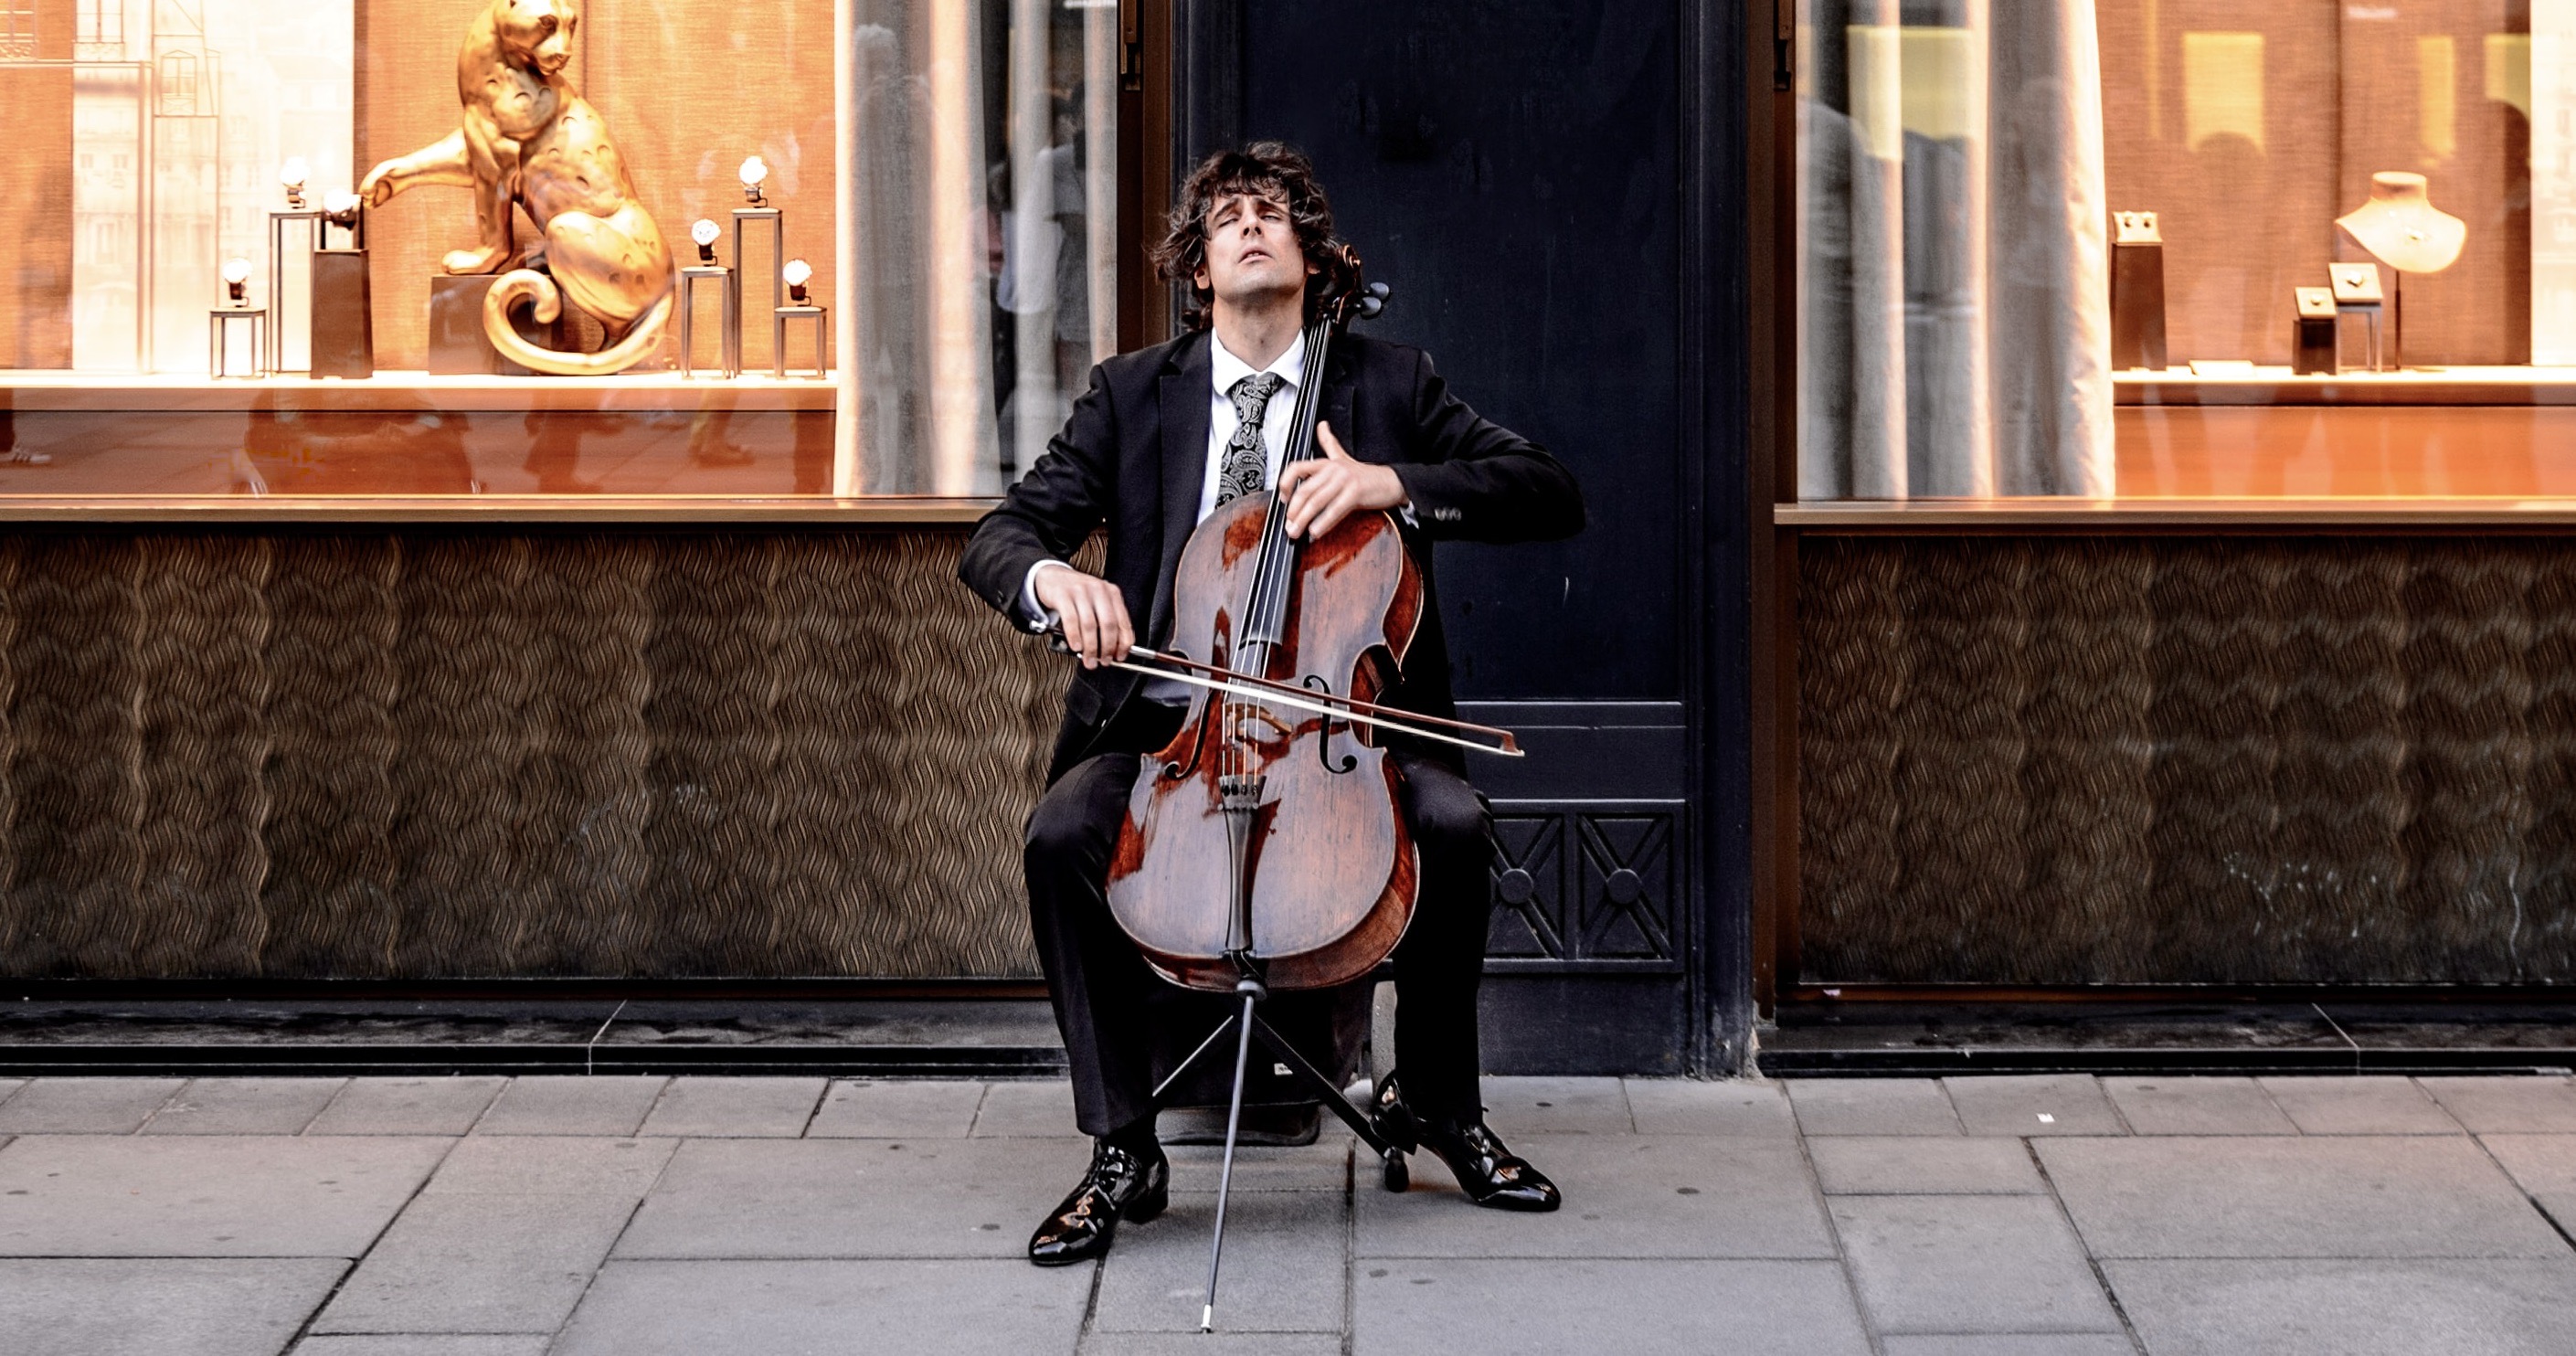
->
<box><xmin>1020</xmin><ymin>558</ymin><xmax>1073</xmax><ymax>632</ymax></box>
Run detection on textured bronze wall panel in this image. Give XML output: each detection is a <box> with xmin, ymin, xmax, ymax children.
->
<box><xmin>1799</xmin><ymin>535</ymin><xmax>2576</xmax><ymax>985</ymax></box>
<box><xmin>0</xmin><ymin>527</ymin><xmax>1060</xmax><ymax>980</ymax></box>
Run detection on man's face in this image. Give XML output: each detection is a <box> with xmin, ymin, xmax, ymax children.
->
<box><xmin>1193</xmin><ymin>189</ymin><xmax>1314</xmax><ymax>309</ymax></box>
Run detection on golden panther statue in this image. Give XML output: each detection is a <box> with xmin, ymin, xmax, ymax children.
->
<box><xmin>360</xmin><ymin>0</ymin><xmax>673</xmax><ymax>376</ymax></box>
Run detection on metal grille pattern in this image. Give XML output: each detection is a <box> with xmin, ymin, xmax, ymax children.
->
<box><xmin>1799</xmin><ymin>535</ymin><xmax>2576</xmax><ymax>985</ymax></box>
<box><xmin>0</xmin><ymin>527</ymin><xmax>1062</xmax><ymax>980</ymax></box>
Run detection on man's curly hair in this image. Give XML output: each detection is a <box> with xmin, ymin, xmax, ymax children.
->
<box><xmin>1151</xmin><ymin>142</ymin><xmax>1339</xmax><ymax>329</ymax></box>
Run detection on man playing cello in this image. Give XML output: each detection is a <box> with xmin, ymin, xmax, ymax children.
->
<box><xmin>959</xmin><ymin>143</ymin><xmax>1585</xmax><ymax>1266</ymax></box>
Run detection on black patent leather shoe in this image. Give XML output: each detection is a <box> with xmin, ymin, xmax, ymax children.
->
<box><xmin>1027</xmin><ymin>1139</ymin><xmax>1169</xmax><ymax>1266</ymax></box>
<box><xmin>1371</xmin><ymin>1070</ymin><xmax>1562</xmax><ymax>1212</ymax></box>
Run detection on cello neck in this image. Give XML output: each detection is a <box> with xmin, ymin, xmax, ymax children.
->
<box><xmin>1237</xmin><ymin>319</ymin><xmax>1334</xmax><ymax>654</ymax></box>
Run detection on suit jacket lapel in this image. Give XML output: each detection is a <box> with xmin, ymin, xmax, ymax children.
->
<box><xmin>1321</xmin><ymin>338</ymin><xmax>1358</xmax><ymax>461</ymax></box>
<box><xmin>1152</xmin><ymin>332</ymin><xmax>1213</xmax><ymax>645</ymax></box>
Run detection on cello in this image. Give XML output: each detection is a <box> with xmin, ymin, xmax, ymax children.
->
<box><xmin>1046</xmin><ymin>245</ymin><xmax>1522</xmax><ymax>1330</ymax></box>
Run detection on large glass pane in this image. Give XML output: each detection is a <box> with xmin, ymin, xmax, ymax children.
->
<box><xmin>0</xmin><ymin>0</ymin><xmax>1117</xmax><ymax>500</ymax></box>
<box><xmin>1797</xmin><ymin>1</ymin><xmax>2568</xmax><ymax>501</ymax></box>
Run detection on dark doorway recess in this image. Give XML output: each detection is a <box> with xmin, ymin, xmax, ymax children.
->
<box><xmin>1205</xmin><ymin>0</ymin><xmax>1753</xmax><ymax>1074</ymax></box>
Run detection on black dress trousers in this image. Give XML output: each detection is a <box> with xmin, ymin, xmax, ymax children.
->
<box><xmin>1023</xmin><ymin>707</ymin><xmax>1498</xmax><ymax>1139</ymax></box>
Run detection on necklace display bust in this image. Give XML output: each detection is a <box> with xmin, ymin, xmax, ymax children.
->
<box><xmin>2336</xmin><ymin>172</ymin><xmax>2467</xmax><ymax>274</ymax></box>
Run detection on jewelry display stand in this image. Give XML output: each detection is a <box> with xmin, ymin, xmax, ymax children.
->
<box><xmin>681</xmin><ymin>265</ymin><xmax>739</xmax><ymax>377</ymax></box>
<box><xmin>734</xmin><ymin>207</ymin><xmax>784</xmax><ymax>367</ymax></box>
<box><xmin>2294</xmin><ymin>287</ymin><xmax>2337</xmax><ymax>376</ymax></box>
<box><xmin>208</xmin><ymin>308</ymin><xmax>269</xmax><ymax>379</ymax></box>
<box><xmin>774</xmin><ymin>304</ymin><xmax>826</xmax><ymax>379</ymax></box>
<box><xmin>2110</xmin><ymin>211</ymin><xmax>2168</xmax><ymax>371</ymax></box>
<box><xmin>2329</xmin><ymin>263</ymin><xmax>2385</xmax><ymax>373</ymax></box>
<box><xmin>2336</xmin><ymin>172</ymin><xmax>2465</xmax><ymax>370</ymax></box>
<box><xmin>309</xmin><ymin>207</ymin><xmax>373</xmax><ymax>379</ymax></box>
<box><xmin>265</xmin><ymin>209</ymin><xmax>326</xmax><ymax>375</ymax></box>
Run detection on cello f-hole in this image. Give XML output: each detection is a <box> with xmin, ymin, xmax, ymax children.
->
<box><xmin>1303</xmin><ymin>675</ymin><xmax>1359</xmax><ymax>775</ymax></box>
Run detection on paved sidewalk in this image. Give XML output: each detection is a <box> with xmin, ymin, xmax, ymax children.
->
<box><xmin>3</xmin><ymin>1073</ymin><xmax>2575</xmax><ymax>1354</ymax></box>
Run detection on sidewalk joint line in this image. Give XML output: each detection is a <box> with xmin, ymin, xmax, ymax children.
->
<box><xmin>2024</xmin><ymin>1137</ymin><xmax>2150</xmax><ymax>1356</ymax></box>
<box><xmin>2465</xmin><ymin>1128</ymin><xmax>2576</xmax><ymax>1258</ymax></box>
<box><xmin>270</xmin><ymin>1131</ymin><xmax>472</xmax><ymax>1353</ymax></box>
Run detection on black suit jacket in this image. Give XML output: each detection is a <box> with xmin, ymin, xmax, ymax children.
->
<box><xmin>959</xmin><ymin>328</ymin><xmax>1585</xmax><ymax>783</ymax></box>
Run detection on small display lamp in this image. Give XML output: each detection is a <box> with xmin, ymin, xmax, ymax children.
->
<box><xmin>323</xmin><ymin>190</ymin><xmax>363</xmax><ymax>228</ymax></box>
<box><xmin>692</xmin><ymin>217</ymin><xmax>721</xmax><ymax>263</ymax></box>
<box><xmin>222</xmin><ymin>257</ymin><xmax>253</xmax><ymax>305</ymax></box>
<box><xmin>783</xmin><ymin>257</ymin><xmax>812</xmax><ymax>304</ymax></box>
<box><xmin>279</xmin><ymin>157</ymin><xmax>309</xmax><ymax>209</ymax></box>
<box><xmin>739</xmin><ymin>155</ymin><xmax>769</xmax><ymax>207</ymax></box>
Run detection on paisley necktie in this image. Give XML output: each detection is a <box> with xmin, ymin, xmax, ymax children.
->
<box><xmin>1213</xmin><ymin>372</ymin><xmax>1285</xmax><ymax>508</ymax></box>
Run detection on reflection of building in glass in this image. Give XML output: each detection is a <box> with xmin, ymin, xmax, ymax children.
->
<box><xmin>44</xmin><ymin>0</ymin><xmax>351</xmax><ymax>371</ymax></box>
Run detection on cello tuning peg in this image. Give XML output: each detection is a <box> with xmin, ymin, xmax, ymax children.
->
<box><xmin>1367</xmin><ymin>282</ymin><xmax>1391</xmax><ymax>299</ymax></box>
<box><xmin>1358</xmin><ymin>296</ymin><xmax>1383</xmax><ymax>318</ymax></box>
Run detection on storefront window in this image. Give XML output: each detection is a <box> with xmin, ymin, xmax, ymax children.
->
<box><xmin>1797</xmin><ymin>2</ymin><xmax>2562</xmax><ymax>499</ymax></box>
<box><xmin>0</xmin><ymin>0</ymin><xmax>1118</xmax><ymax>500</ymax></box>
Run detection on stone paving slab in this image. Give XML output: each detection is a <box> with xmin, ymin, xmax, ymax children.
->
<box><xmin>1945</xmin><ymin>1075</ymin><xmax>2125</xmax><ymax>1138</ymax></box>
<box><xmin>2040</xmin><ymin>1135</ymin><xmax>2568</xmax><ymax>1258</ymax></box>
<box><xmin>2259</xmin><ymin>1076</ymin><xmax>2463</xmax><ymax>1136</ymax></box>
<box><xmin>5</xmin><ymin>1072</ymin><xmax>2576</xmax><ymax>1353</ymax></box>
<box><xmin>1083</xmin><ymin>1334</ymin><xmax>1340</xmax><ymax>1356</ymax></box>
<box><xmin>0</xmin><ymin>1134</ymin><xmax>451</xmax><ymax>1256</ymax></box>
<box><xmin>308</xmin><ymin>1079</ymin><xmax>507</xmax><ymax>1137</ymax></box>
<box><xmin>145</xmin><ymin>1078</ymin><xmax>348</xmax><ymax>1136</ymax></box>
<box><xmin>1357</xmin><ymin>1134</ymin><xmax>1837</xmax><ymax>1259</ymax></box>
<box><xmin>2473</xmin><ymin>1133</ymin><xmax>2576</xmax><ymax>1230</ymax></box>
<box><xmin>2419</xmin><ymin>1076</ymin><xmax>2576</xmax><ymax>1134</ymax></box>
<box><xmin>1830</xmin><ymin>1195</ymin><xmax>2124</xmax><ymax>1336</ymax></box>
<box><xmin>1094</xmin><ymin>1189</ymin><xmax>1346</xmax><ymax>1333</ymax></box>
<box><xmin>1354</xmin><ymin>1258</ymin><xmax>1871</xmax><ymax>1356</ymax></box>
<box><xmin>0</xmin><ymin>1256</ymin><xmax>347</xmax><ymax>1356</ymax></box>
<box><xmin>418</xmin><ymin>1135</ymin><xmax>674</xmax><ymax>1196</ymax></box>
<box><xmin>0</xmin><ymin>1077</ymin><xmax>22</xmax><ymax>1107</ymax></box>
<box><xmin>0</xmin><ymin>1076</ymin><xmax>181</xmax><ymax>1133</ymax></box>
<box><xmin>293</xmin><ymin>1339</ymin><xmax>551</xmax><ymax>1356</ymax></box>
<box><xmin>636</xmin><ymin>1076</ymin><xmax>826</xmax><ymax>1139</ymax></box>
<box><xmin>1807</xmin><ymin>1136</ymin><xmax>2045</xmax><ymax>1195</ymax></box>
<box><xmin>1786</xmin><ymin>1079</ymin><xmax>1964</xmax><ymax>1137</ymax></box>
<box><xmin>970</xmin><ymin>1079</ymin><xmax>1083</xmax><ymax>1137</ymax></box>
<box><xmin>316</xmin><ymin>1192</ymin><xmax>640</xmax><ymax>1334</ymax></box>
<box><xmin>2101</xmin><ymin>1076</ymin><xmax>2295</xmax><ymax>1136</ymax></box>
<box><xmin>804</xmin><ymin>1078</ymin><xmax>988</xmax><ymax>1139</ymax></box>
<box><xmin>1877</xmin><ymin>1337</ymin><xmax>2136</xmax><ymax>1356</ymax></box>
<box><xmin>1478</xmin><ymin>1075</ymin><xmax>1635</xmax><ymax>1135</ymax></box>
<box><xmin>2105</xmin><ymin>1256</ymin><xmax>2576</xmax><ymax>1355</ymax></box>
<box><xmin>294</xmin><ymin>1340</ymin><xmax>551</xmax><ymax>1356</ymax></box>
<box><xmin>1625</xmin><ymin>1077</ymin><xmax>1797</xmax><ymax>1135</ymax></box>
<box><xmin>472</xmin><ymin>1076</ymin><xmax>668</xmax><ymax>1137</ymax></box>
<box><xmin>553</xmin><ymin>1259</ymin><xmax>1092</xmax><ymax>1356</ymax></box>
<box><xmin>615</xmin><ymin>1137</ymin><xmax>1092</xmax><ymax>1259</ymax></box>
<box><xmin>1165</xmin><ymin>1133</ymin><xmax>1353</xmax><ymax>1192</ymax></box>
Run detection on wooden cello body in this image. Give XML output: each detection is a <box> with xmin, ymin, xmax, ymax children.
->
<box><xmin>1107</xmin><ymin>493</ymin><xmax>1424</xmax><ymax>991</ymax></box>
<box><xmin>1102</xmin><ymin>247</ymin><xmax>1421</xmax><ymax>994</ymax></box>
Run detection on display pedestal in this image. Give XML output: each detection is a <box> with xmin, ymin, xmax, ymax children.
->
<box><xmin>427</xmin><ymin>274</ymin><xmax>570</xmax><ymax>376</ymax></box>
<box><xmin>2110</xmin><ymin>214</ymin><xmax>2168</xmax><ymax>371</ymax></box>
<box><xmin>680</xmin><ymin>265</ymin><xmax>740</xmax><ymax>377</ymax></box>
<box><xmin>208</xmin><ymin>308</ymin><xmax>269</xmax><ymax>379</ymax></box>
<box><xmin>774</xmin><ymin>304</ymin><xmax>826</xmax><ymax>379</ymax></box>
<box><xmin>312</xmin><ymin>249</ymin><xmax>374</xmax><ymax>379</ymax></box>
